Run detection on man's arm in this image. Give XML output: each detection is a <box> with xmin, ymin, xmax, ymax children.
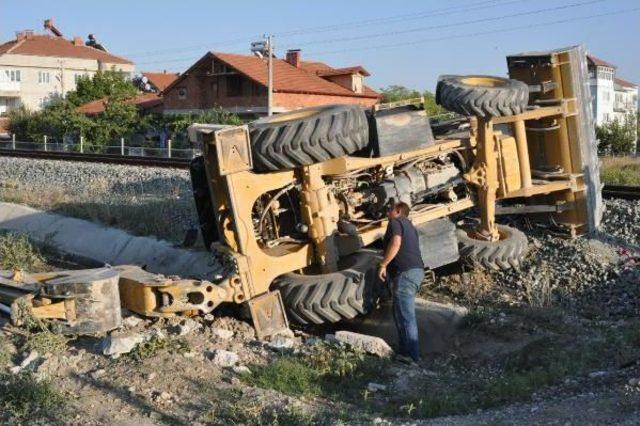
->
<box><xmin>378</xmin><ymin>235</ymin><xmax>401</xmax><ymax>281</ymax></box>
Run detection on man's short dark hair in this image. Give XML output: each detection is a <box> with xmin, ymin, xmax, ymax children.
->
<box><xmin>395</xmin><ymin>202</ymin><xmax>410</xmax><ymax>217</ymax></box>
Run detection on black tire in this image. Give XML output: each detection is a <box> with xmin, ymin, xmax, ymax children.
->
<box><xmin>436</xmin><ymin>75</ymin><xmax>529</xmax><ymax>119</ymax></box>
<box><xmin>274</xmin><ymin>250</ymin><xmax>382</xmax><ymax>325</ymax></box>
<box><xmin>248</xmin><ymin>104</ymin><xmax>369</xmax><ymax>172</ymax></box>
<box><xmin>456</xmin><ymin>224</ymin><xmax>528</xmax><ymax>271</ymax></box>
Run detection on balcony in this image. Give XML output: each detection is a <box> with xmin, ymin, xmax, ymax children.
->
<box><xmin>0</xmin><ymin>80</ymin><xmax>21</xmax><ymax>97</ymax></box>
<box><xmin>614</xmin><ymin>101</ymin><xmax>636</xmax><ymax>113</ymax></box>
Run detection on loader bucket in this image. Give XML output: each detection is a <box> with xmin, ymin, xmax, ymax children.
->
<box><xmin>506</xmin><ymin>45</ymin><xmax>603</xmax><ymax>234</ymax></box>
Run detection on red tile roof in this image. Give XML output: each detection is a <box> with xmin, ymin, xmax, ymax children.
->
<box><xmin>614</xmin><ymin>77</ymin><xmax>637</xmax><ymax>88</ymax></box>
<box><xmin>166</xmin><ymin>52</ymin><xmax>380</xmax><ymax>99</ymax></box>
<box><xmin>0</xmin><ymin>34</ymin><xmax>132</xmax><ymax>64</ymax></box>
<box><xmin>316</xmin><ymin>66</ymin><xmax>370</xmax><ymax>77</ymax></box>
<box><xmin>77</xmin><ymin>93</ymin><xmax>162</xmax><ymax>115</ymax></box>
<box><xmin>586</xmin><ymin>54</ymin><xmax>616</xmax><ymax>69</ymax></box>
<box><xmin>142</xmin><ymin>71</ymin><xmax>180</xmax><ymax>92</ymax></box>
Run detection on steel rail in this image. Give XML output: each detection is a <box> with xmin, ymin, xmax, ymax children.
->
<box><xmin>0</xmin><ymin>149</ymin><xmax>191</xmax><ymax>169</ymax></box>
<box><xmin>602</xmin><ymin>185</ymin><xmax>640</xmax><ymax>200</ymax></box>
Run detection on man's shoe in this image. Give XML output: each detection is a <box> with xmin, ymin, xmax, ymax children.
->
<box><xmin>395</xmin><ymin>354</ymin><xmax>419</xmax><ymax>367</ymax></box>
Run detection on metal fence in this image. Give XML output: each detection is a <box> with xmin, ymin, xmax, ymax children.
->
<box><xmin>0</xmin><ymin>135</ymin><xmax>201</xmax><ymax>159</ymax></box>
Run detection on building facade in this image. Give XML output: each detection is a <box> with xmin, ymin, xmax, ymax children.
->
<box><xmin>588</xmin><ymin>55</ymin><xmax>638</xmax><ymax>125</ymax></box>
<box><xmin>0</xmin><ymin>22</ymin><xmax>134</xmax><ymax>114</ymax></box>
<box><xmin>162</xmin><ymin>49</ymin><xmax>380</xmax><ymax>117</ymax></box>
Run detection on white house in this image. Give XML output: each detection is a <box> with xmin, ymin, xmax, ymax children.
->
<box><xmin>0</xmin><ymin>19</ymin><xmax>134</xmax><ymax>115</ymax></box>
<box><xmin>588</xmin><ymin>54</ymin><xmax>638</xmax><ymax>125</ymax></box>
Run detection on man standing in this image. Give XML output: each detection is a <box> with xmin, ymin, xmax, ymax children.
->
<box><xmin>378</xmin><ymin>202</ymin><xmax>425</xmax><ymax>363</ymax></box>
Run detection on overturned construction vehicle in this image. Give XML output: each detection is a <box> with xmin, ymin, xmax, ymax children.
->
<box><xmin>166</xmin><ymin>46</ymin><xmax>602</xmax><ymax>337</ymax></box>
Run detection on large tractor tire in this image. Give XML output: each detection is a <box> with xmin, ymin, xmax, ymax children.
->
<box><xmin>456</xmin><ymin>224</ymin><xmax>528</xmax><ymax>271</ymax></box>
<box><xmin>274</xmin><ymin>250</ymin><xmax>382</xmax><ymax>325</ymax></box>
<box><xmin>436</xmin><ymin>75</ymin><xmax>529</xmax><ymax>119</ymax></box>
<box><xmin>248</xmin><ymin>104</ymin><xmax>369</xmax><ymax>172</ymax></box>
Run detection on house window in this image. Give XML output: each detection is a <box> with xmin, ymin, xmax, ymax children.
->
<box><xmin>5</xmin><ymin>70</ymin><xmax>21</xmax><ymax>82</ymax></box>
<box><xmin>251</xmin><ymin>83</ymin><xmax>266</xmax><ymax>97</ymax></box>
<box><xmin>177</xmin><ymin>87</ymin><xmax>187</xmax><ymax>100</ymax></box>
<box><xmin>38</xmin><ymin>71</ymin><xmax>51</xmax><ymax>84</ymax></box>
<box><xmin>227</xmin><ymin>75</ymin><xmax>243</xmax><ymax>97</ymax></box>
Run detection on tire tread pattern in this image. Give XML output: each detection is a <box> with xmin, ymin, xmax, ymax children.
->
<box><xmin>456</xmin><ymin>224</ymin><xmax>529</xmax><ymax>271</ymax></box>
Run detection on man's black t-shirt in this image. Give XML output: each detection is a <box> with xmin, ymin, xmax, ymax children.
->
<box><xmin>383</xmin><ymin>216</ymin><xmax>424</xmax><ymax>275</ymax></box>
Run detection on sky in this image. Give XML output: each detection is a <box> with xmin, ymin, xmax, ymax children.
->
<box><xmin>1</xmin><ymin>0</ymin><xmax>639</xmax><ymax>92</ymax></box>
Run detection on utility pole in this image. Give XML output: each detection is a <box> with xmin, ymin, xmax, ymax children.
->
<box><xmin>251</xmin><ymin>35</ymin><xmax>274</xmax><ymax>116</ymax></box>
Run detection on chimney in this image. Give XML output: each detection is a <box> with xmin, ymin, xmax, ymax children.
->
<box><xmin>286</xmin><ymin>49</ymin><xmax>301</xmax><ymax>68</ymax></box>
<box><xmin>73</xmin><ymin>36</ymin><xmax>84</xmax><ymax>46</ymax></box>
<box><xmin>44</xmin><ymin>18</ymin><xmax>63</xmax><ymax>37</ymax></box>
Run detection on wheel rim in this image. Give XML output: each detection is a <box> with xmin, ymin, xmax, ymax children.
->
<box><xmin>460</xmin><ymin>76</ymin><xmax>508</xmax><ymax>88</ymax></box>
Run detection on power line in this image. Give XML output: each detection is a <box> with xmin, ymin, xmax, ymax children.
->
<box><xmin>280</xmin><ymin>0</ymin><xmax>607</xmax><ymax>49</ymax></box>
<box><xmin>273</xmin><ymin>0</ymin><xmax>528</xmax><ymax>37</ymax></box>
<box><xmin>125</xmin><ymin>0</ymin><xmax>527</xmax><ymax>59</ymax></box>
<box><xmin>304</xmin><ymin>7</ymin><xmax>640</xmax><ymax>57</ymax></box>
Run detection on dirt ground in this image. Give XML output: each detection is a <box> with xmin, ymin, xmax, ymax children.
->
<box><xmin>1</xmin><ymin>218</ymin><xmax>640</xmax><ymax>425</ymax></box>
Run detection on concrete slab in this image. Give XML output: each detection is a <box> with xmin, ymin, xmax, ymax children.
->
<box><xmin>339</xmin><ymin>298</ymin><xmax>468</xmax><ymax>355</ymax></box>
<box><xmin>0</xmin><ymin>202</ymin><xmax>222</xmax><ymax>279</ymax></box>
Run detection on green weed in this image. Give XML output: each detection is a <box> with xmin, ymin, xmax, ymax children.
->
<box><xmin>0</xmin><ymin>232</ymin><xmax>44</xmax><ymax>270</ymax></box>
<box><xmin>0</xmin><ymin>372</ymin><xmax>65</xmax><ymax>422</ymax></box>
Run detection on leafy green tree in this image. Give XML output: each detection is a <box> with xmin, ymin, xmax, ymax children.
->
<box><xmin>379</xmin><ymin>85</ymin><xmax>447</xmax><ymax>117</ymax></box>
<box><xmin>596</xmin><ymin>113</ymin><xmax>637</xmax><ymax>155</ymax></box>
<box><xmin>66</xmin><ymin>70</ymin><xmax>138</xmax><ymax>106</ymax></box>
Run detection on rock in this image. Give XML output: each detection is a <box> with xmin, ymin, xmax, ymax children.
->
<box><xmin>305</xmin><ymin>337</ymin><xmax>322</xmax><ymax>346</ymax></box>
<box><xmin>367</xmin><ymin>382</ymin><xmax>387</xmax><ymax>392</ymax></box>
<box><xmin>272</xmin><ymin>328</ymin><xmax>295</xmax><ymax>339</ymax></box>
<box><xmin>211</xmin><ymin>349</ymin><xmax>239</xmax><ymax>367</ymax></box>
<box><xmin>588</xmin><ymin>370</ymin><xmax>607</xmax><ymax>378</ymax></box>
<box><xmin>90</xmin><ymin>369</ymin><xmax>107</xmax><ymax>379</ymax></box>
<box><xmin>628</xmin><ymin>377</ymin><xmax>639</xmax><ymax>386</ymax></box>
<box><xmin>334</xmin><ymin>331</ymin><xmax>394</xmax><ymax>358</ymax></box>
<box><xmin>10</xmin><ymin>350</ymin><xmax>39</xmax><ymax>374</ymax></box>
<box><xmin>147</xmin><ymin>372</ymin><xmax>157</xmax><ymax>381</ymax></box>
<box><xmin>232</xmin><ymin>365</ymin><xmax>252</xmax><ymax>375</ymax></box>
<box><xmin>100</xmin><ymin>333</ymin><xmax>144</xmax><ymax>358</ymax></box>
<box><xmin>174</xmin><ymin>318</ymin><xmax>202</xmax><ymax>336</ymax></box>
<box><xmin>203</xmin><ymin>314</ymin><xmax>215</xmax><ymax>322</ymax></box>
<box><xmin>152</xmin><ymin>391</ymin><xmax>172</xmax><ymax>402</ymax></box>
<box><xmin>211</xmin><ymin>328</ymin><xmax>234</xmax><ymax>340</ymax></box>
<box><xmin>122</xmin><ymin>316</ymin><xmax>143</xmax><ymax>328</ymax></box>
<box><xmin>267</xmin><ymin>335</ymin><xmax>294</xmax><ymax>351</ymax></box>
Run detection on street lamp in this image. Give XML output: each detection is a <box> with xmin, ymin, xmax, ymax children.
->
<box><xmin>251</xmin><ymin>35</ymin><xmax>273</xmax><ymax>116</ymax></box>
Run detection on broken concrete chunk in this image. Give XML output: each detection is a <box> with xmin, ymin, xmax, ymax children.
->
<box><xmin>100</xmin><ymin>333</ymin><xmax>144</xmax><ymax>358</ymax></box>
<box><xmin>367</xmin><ymin>382</ymin><xmax>387</xmax><ymax>392</ymax></box>
<box><xmin>267</xmin><ymin>335</ymin><xmax>294</xmax><ymax>351</ymax></box>
<box><xmin>174</xmin><ymin>318</ymin><xmax>202</xmax><ymax>336</ymax></box>
<box><xmin>334</xmin><ymin>331</ymin><xmax>394</xmax><ymax>358</ymax></box>
<box><xmin>10</xmin><ymin>350</ymin><xmax>39</xmax><ymax>374</ymax></box>
<box><xmin>232</xmin><ymin>365</ymin><xmax>252</xmax><ymax>375</ymax></box>
<box><xmin>211</xmin><ymin>349</ymin><xmax>239</xmax><ymax>367</ymax></box>
<box><xmin>211</xmin><ymin>328</ymin><xmax>234</xmax><ymax>340</ymax></box>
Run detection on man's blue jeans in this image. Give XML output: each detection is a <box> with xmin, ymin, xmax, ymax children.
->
<box><xmin>390</xmin><ymin>268</ymin><xmax>424</xmax><ymax>362</ymax></box>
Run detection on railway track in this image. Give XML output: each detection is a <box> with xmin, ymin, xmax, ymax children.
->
<box><xmin>602</xmin><ymin>185</ymin><xmax>640</xmax><ymax>200</ymax></box>
<box><xmin>0</xmin><ymin>148</ymin><xmax>191</xmax><ymax>169</ymax></box>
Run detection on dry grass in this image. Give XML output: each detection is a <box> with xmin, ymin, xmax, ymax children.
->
<box><xmin>0</xmin><ymin>179</ymin><xmax>197</xmax><ymax>244</ymax></box>
<box><xmin>601</xmin><ymin>156</ymin><xmax>640</xmax><ymax>185</ymax></box>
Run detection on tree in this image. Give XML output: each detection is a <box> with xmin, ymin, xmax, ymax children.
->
<box><xmin>596</xmin><ymin>113</ymin><xmax>637</xmax><ymax>155</ymax></box>
<box><xmin>379</xmin><ymin>85</ymin><xmax>447</xmax><ymax>117</ymax></box>
<box><xmin>66</xmin><ymin>70</ymin><xmax>138</xmax><ymax>106</ymax></box>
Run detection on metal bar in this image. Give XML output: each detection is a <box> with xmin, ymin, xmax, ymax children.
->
<box><xmin>167</xmin><ymin>139</ymin><xmax>172</xmax><ymax>158</ymax></box>
<box><xmin>513</xmin><ymin>120</ymin><xmax>532</xmax><ymax>188</ymax></box>
<box><xmin>120</xmin><ymin>137</ymin><xmax>125</xmax><ymax>155</ymax></box>
<box><xmin>0</xmin><ymin>302</ymin><xmax>11</xmax><ymax>316</ymax></box>
<box><xmin>11</xmin><ymin>133</ymin><xmax>15</xmax><ymax>150</ymax></box>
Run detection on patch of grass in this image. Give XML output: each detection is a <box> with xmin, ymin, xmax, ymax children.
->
<box><xmin>0</xmin><ymin>335</ymin><xmax>11</xmax><ymax>373</ymax></box>
<box><xmin>246</xmin><ymin>343</ymin><xmax>389</xmax><ymax>402</ymax></box>
<box><xmin>601</xmin><ymin>156</ymin><xmax>640</xmax><ymax>185</ymax></box>
<box><xmin>0</xmin><ymin>232</ymin><xmax>44</xmax><ymax>270</ymax></box>
<box><xmin>22</xmin><ymin>332</ymin><xmax>68</xmax><ymax>355</ymax></box>
<box><xmin>0</xmin><ymin>372</ymin><xmax>65</xmax><ymax>422</ymax></box>
<box><xmin>196</xmin><ymin>385</ymin><xmax>320</xmax><ymax>426</ymax></box>
<box><xmin>128</xmin><ymin>336</ymin><xmax>190</xmax><ymax>362</ymax></box>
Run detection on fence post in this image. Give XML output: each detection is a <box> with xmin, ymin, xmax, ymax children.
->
<box><xmin>44</xmin><ymin>135</ymin><xmax>47</xmax><ymax>152</ymax></box>
<box><xmin>167</xmin><ymin>139</ymin><xmax>172</xmax><ymax>158</ymax></box>
<box><xmin>12</xmin><ymin>134</ymin><xmax>15</xmax><ymax>150</ymax></box>
<box><xmin>80</xmin><ymin>136</ymin><xmax>84</xmax><ymax>153</ymax></box>
<box><xmin>120</xmin><ymin>137</ymin><xmax>125</xmax><ymax>156</ymax></box>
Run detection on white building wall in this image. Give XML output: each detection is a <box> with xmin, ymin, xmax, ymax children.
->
<box><xmin>589</xmin><ymin>65</ymin><xmax>615</xmax><ymax>125</ymax></box>
<box><xmin>0</xmin><ymin>54</ymin><xmax>134</xmax><ymax>112</ymax></box>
